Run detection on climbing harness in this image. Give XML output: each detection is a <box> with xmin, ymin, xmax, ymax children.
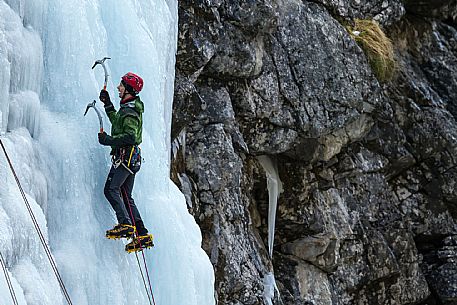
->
<box><xmin>112</xmin><ymin>145</ymin><xmax>141</xmax><ymax>174</ymax></box>
<box><xmin>0</xmin><ymin>139</ymin><xmax>74</xmax><ymax>305</ymax></box>
<box><xmin>0</xmin><ymin>251</ymin><xmax>18</xmax><ymax>305</ymax></box>
<box><xmin>127</xmin><ymin>146</ymin><xmax>140</xmax><ymax>167</ymax></box>
<box><xmin>122</xmin><ymin>187</ymin><xmax>156</xmax><ymax>305</ymax></box>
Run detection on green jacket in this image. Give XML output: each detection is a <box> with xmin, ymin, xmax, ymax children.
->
<box><xmin>103</xmin><ymin>97</ymin><xmax>144</xmax><ymax>153</ymax></box>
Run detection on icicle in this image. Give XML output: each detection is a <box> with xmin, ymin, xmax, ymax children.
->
<box><xmin>257</xmin><ymin>155</ymin><xmax>283</xmax><ymax>257</ymax></box>
<box><xmin>172</xmin><ymin>128</ymin><xmax>186</xmax><ymax>160</ymax></box>
<box><xmin>257</xmin><ymin>155</ymin><xmax>283</xmax><ymax>305</ymax></box>
<box><xmin>263</xmin><ymin>272</ymin><xmax>282</xmax><ymax>305</ymax></box>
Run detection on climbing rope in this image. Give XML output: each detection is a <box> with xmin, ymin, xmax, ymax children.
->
<box><xmin>122</xmin><ymin>187</ymin><xmax>156</xmax><ymax>305</ymax></box>
<box><xmin>0</xmin><ymin>251</ymin><xmax>18</xmax><ymax>305</ymax></box>
<box><xmin>139</xmin><ymin>247</ymin><xmax>156</xmax><ymax>305</ymax></box>
<box><xmin>135</xmin><ymin>251</ymin><xmax>153</xmax><ymax>304</ymax></box>
<box><xmin>0</xmin><ymin>139</ymin><xmax>74</xmax><ymax>305</ymax></box>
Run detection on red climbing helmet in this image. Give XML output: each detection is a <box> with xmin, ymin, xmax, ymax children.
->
<box><xmin>121</xmin><ymin>72</ymin><xmax>144</xmax><ymax>94</ymax></box>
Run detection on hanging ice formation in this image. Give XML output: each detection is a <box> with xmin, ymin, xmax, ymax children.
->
<box><xmin>0</xmin><ymin>1</ymin><xmax>215</xmax><ymax>304</ymax></box>
<box><xmin>257</xmin><ymin>155</ymin><xmax>283</xmax><ymax>305</ymax></box>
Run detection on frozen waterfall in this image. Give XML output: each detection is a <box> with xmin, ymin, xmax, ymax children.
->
<box><xmin>0</xmin><ymin>1</ymin><xmax>215</xmax><ymax>304</ymax></box>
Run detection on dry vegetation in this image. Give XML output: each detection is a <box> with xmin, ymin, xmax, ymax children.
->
<box><xmin>347</xmin><ymin>19</ymin><xmax>396</xmax><ymax>82</ymax></box>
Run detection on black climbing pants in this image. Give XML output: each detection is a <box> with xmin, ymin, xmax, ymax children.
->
<box><xmin>104</xmin><ymin>164</ymin><xmax>148</xmax><ymax>235</ymax></box>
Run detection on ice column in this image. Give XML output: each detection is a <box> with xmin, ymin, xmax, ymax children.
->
<box><xmin>0</xmin><ymin>1</ymin><xmax>60</xmax><ymax>304</ymax></box>
<box><xmin>0</xmin><ymin>0</ymin><xmax>43</xmax><ymax>134</ymax></box>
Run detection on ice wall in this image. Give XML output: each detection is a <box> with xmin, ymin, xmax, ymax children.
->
<box><xmin>0</xmin><ymin>1</ymin><xmax>215</xmax><ymax>305</ymax></box>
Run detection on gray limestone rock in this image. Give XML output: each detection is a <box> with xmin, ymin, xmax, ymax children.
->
<box><xmin>315</xmin><ymin>0</ymin><xmax>405</xmax><ymax>26</ymax></box>
<box><xmin>172</xmin><ymin>0</ymin><xmax>457</xmax><ymax>304</ymax></box>
<box><xmin>403</xmin><ymin>0</ymin><xmax>457</xmax><ymax>20</ymax></box>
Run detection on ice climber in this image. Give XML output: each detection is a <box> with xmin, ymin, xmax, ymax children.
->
<box><xmin>98</xmin><ymin>72</ymin><xmax>153</xmax><ymax>253</ymax></box>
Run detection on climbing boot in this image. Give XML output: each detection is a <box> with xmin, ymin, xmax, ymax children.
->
<box><xmin>125</xmin><ymin>234</ymin><xmax>154</xmax><ymax>253</ymax></box>
<box><xmin>106</xmin><ymin>224</ymin><xmax>136</xmax><ymax>239</ymax></box>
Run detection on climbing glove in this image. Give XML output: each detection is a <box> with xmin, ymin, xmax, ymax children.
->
<box><xmin>99</xmin><ymin>89</ymin><xmax>112</xmax><ymax>106</ymax></box>
<box><xmin>98</xmin><ymin>131</ymin><xmax>111</xmax><ymax>145</ymax></box>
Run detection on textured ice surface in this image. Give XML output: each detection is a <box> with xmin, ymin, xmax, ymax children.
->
<box><xmin>0</xmin><ymin>1</ymin><xmax>215</xmax><ymax>304</ymax></box>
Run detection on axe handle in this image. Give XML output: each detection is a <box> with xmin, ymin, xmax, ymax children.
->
<box><xmin>94</xmin><ymin>106</ymin><xmax>104</xmax><ymax>133</ymax></box>
<box><xmin>102</xmin><ymin>64</ymin><xmax>108</xmax><ymax>90</ymax></box>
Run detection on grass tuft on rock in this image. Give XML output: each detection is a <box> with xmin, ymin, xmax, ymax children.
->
<box><xmin>347</xmin><ymin>19</ymin><xmax>396</xmax><ymax>82</ymax></box>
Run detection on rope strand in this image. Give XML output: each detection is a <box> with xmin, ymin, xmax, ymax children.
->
<box><xmin>135</xmin><ymin>252</ymin><xmax>153</xmax><ymax>305</ymax></box>
<box><xmin>0</xmin><ymin>251</ymin><xmax>19</xmax><ymax>305</ymax></box>
<box><xmin>0</xmin><ymin>139</ymin><xmax>73</xmax><ymax>305</ymax></box>
<box><xmin>140</xmin><ymin>250</ymin><xmax>156</xmax><ymax>305</ymax></box>
<box><xmin>122</xmin><ymin>187</ymin><xmax>156</xmax><ymax>305</ymax></box>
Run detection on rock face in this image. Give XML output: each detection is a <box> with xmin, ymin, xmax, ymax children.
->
<box><xmin>172</xmin><ymin>0</ymin><xmax>457</xmax><ymax>304</ymax></box>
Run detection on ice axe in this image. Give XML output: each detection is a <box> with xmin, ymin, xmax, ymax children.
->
<box><xmin>92</xmin><ymin>57</ymin><xmax>111</xmax><ymax>90</ymax></box>
<box><xmin>84</xmin><ymin>100</ymin><xmax>104</xmax><ymax>133</ymax></box>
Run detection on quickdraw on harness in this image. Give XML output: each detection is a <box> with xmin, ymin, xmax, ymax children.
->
<box><xmin>112</xmin><ymin>145</ymin><xmax>141</xmax><ymax>174</ymax></box>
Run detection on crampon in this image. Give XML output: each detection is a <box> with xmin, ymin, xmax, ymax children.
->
<box><xmin>125</xmin><ymin>234</ymin><xmax>154</xmax><ymax>253</ymax></box>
